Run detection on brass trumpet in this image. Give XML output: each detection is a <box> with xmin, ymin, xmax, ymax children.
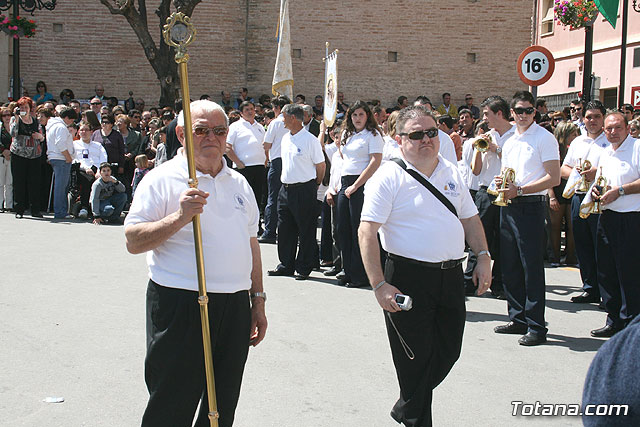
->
<box><xmin>492</xmin><ymin>167</ymin><xmax>516</xmax><ymax>207</ymax></box>
<box><xmin>591</xmin><ymin>169</ymin><xmax>608</xmax><ymax>215</ymax></box>
<box><xmin>576</xmin><ymin>158</ymin><xmax>592</xmax><ymax>193</ymax></box>
<box><xmin>473</xmin><ymin>136</ymin><xmax>490</xmax><ymax>153</ymax></box>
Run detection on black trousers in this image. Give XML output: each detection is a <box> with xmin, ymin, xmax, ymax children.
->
<box><xmin>571</xmin><ymin>194</ymin><xmax>600</xmax><ymax>297</ymax></box>
<box><xmin>464</xmin><ymin>188</ymin><xmax>503</xmax><ymax>293</ymax></box>
<box><xmin>596</xmin><ymin>211</ymin><xmax>640</xmax><ymax>328</ymax></box>
<box><xmin>384</xmin><ymin>256</ymin><xmax>465</xmax><ymax>427</ymax></box>
<box><xmin>336</xmin><ymin>175</ymin><xmax>368</xmax><ymax>285</ymax></box>
<box><xmin>237</xmin><ymin>165</ymin><xmax>265</xmax><ymax>213</ymax></box>
<box><xmin>320</xmin><ymin>196</ymin><xmax>334</xmax><ymax>262</ymax></box>
<box><xmin>76</xmin><ymin>171</ymin><xmax>95</xmax><ymax>210</ymax></box>
<box><xmin>11</xmin><ymin>154</ymin><xmax>41</xmax><ymax>215</ymax></box>
<box><xmin>500</xmin><ymin>199</ymin><xmax>547</xmax><ymax>335</ymax></box>
<box><xmin>142</xmin><ymin>281</ymin><xmax>251</xmax><ymax>427</ymax></box>
<box><xmin>276</xmin><ymin>180</ymin><xmax>318</xmax><ymax>275</ymax></box>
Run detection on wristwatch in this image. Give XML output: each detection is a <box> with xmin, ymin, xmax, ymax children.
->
<box><xmin>477</xmin><ymin>250</ymin><xmax>491</xmax><ymax>260</ymax></box>
<box><xmin>618</xmin><ymin>186</ymin><xmax>625</xmax><ymax>196</ymax></box>
<box><xmin>496</xmin><ymin>146</ymin><xmax>502</xmax><ymax>155</ymax></box>
<box><xmin>250</xmin><ymin>292</ymin><xmax>267</xmax><ymax>302</ymax></box>
<box><xmin>516</xmin><ymin>186</ymin><xmax>524</xmax><ymax>197</ymax></box>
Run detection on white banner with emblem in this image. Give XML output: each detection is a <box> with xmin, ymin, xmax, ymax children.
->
<box><xmin>323</xmin><ymin>49</ymin><xmax>338</xmax><ymax>127</ymax></box>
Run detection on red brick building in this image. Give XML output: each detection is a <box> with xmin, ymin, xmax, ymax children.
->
<box><xmin>7</xmin><ymin>0</ymin><xmax>532</xmax><ymax>109</ymax></box>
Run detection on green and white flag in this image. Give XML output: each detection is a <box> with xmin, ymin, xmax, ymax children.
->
<box><xmin>594</xmin><ymin>0</ymin><xmax>620</xmax><ymax>28</ymax></box>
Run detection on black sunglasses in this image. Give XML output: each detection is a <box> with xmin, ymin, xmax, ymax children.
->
<box><xmin>399</xmin><ymin>128</ymin><xmax>438</xmax><ymax>140</ymax></box>
<box><xmin>513</xmin><ymin>107</ymin><xmax>535</xmax><ymax>115</ymax></box>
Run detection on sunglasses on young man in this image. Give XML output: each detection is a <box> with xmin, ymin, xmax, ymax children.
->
<box><xmin>398</xmin><ymin>128</ymin><xmax>439</xmax><ymax>140</ymax></box>
<box><xmin>513</xmin><ymin>107</ymin><xmax>535</xmax><ymax>115</ymax></box>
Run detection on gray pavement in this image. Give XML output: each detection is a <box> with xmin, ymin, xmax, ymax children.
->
<box><xmin>1</xmin><ymin>212</ymin><xmax>608</xmax><ymax>426</ymax></box>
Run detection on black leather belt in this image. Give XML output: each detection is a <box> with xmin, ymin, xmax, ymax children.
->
<box><xmin>509</xmin><ymin>195</ymin><xmax>547</xmax><ymax>204</ymax></box>
<box><xmin>388</xmin><ymin>253</ymin><xmax>465</xmax><ymax>270</ymax></box>
<box><xmin>283</xmin><ymin>179</ymin><xmax>315</xmax><ymax>188</ymax></box>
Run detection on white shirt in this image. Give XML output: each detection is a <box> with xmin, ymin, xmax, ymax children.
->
<box><xmin>227</xmin><ymin>117</ymin><xmax>266</xmax><ymax>167</ymax></box>
<box><xmin>382</xmin><ymin>135</ymin><xmax>400</xmax><ymax>161</ymax></box>
<box><xmin>563</xmin><ymin>132</ymin><xmax>609</xmax><ymax>169</ymax></box>
<box><xmin>362</xmin><ymin>154</ymin><xmax>478</xmax><ymax>262</ymax></box>
<box><xmin>501</xmin><ymin>123</ymin><xmax>560</xmax><ymax>196</ymax></box>
<box><xmin>124</xmin><ymin>152</ymin><xmax>259</xmax><ymax>293</ymax></box>
<box><xmin>599</xmin><ymin>135</ymin><xmax>640</xmax><ymax>213</ymax></box>
<box><xmin>46</xmin><ymin>117</ymin><xmax>75</xmax><ymax>161</ymax></box>
<box><xmin>460</xmin><ymin>139</ymin><xmax>479</xmax><ymax>191</ymax></box>
<box><xmin>471</xmin><ymin>125</ymin><xmax>515</xmax><ymax>187</ymax></box>
<box><xmin>340</xmin><ymin>129</ymin><xmax>384</xmax><ymax>176</ymax></box>
<box><xmin>280</xmin><ymin>128</ymin><xmax>325</xmax><ymax>184</ymax></box>
<box><xmin>327</xmin><ymin>149</ymin><xmax>343</xmax><ymax>196</ymax></box>
<box><xmin>73</xmin><ymin>139</ymin><xmax>107</xmax><ymax>170</ymax></box>
<box><xmin>264</xmin><ymin>114</ymin><xmax>288</xmax><ymax>160</ymax></box>
<box><xmin>438</xmin><ymin>130</ymin><xmax>458</xmax><ymax>165</ymax></box>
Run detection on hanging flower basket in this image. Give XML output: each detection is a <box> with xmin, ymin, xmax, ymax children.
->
<box><xmin>0</xmin><ymin>15</ymin><xmax>37</xmax><ymax>39</ymax></box>
<box><xmin>554</xmin><ymin>0</ymin><xmax>599</xmax><ymax>30</ymax></box>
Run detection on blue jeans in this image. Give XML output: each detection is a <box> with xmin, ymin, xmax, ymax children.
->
<box><xmin>98</xmin><ymin>192</ymin><xmax>127</xmax><ymax>222</ymax></box>
<box><xmin>262</xmin><ymin>157</ymin><xmax>282</xmax><ymax>238</ymax></box>
<box><xmin>50</xmin><ymin>159</ymin><xmax>72</xmax><ymax>218</ymax></box>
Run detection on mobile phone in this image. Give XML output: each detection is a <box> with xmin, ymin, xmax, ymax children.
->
<box><xmin>395</xmin><ymin>294</ymin><xmax>413</xmax><ymax>311</ymax></box>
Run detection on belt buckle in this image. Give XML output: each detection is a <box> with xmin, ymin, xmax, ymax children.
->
<box><xmin>441</xmin><ymin>260</ymin><xmax>455</xmax><ymax>270</ymax></box>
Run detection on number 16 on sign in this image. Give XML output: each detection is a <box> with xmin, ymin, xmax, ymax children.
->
<box><xmin>517</xmin><ymin>45</ymin><xmax>555</xmax><ymax>87</ymax></box>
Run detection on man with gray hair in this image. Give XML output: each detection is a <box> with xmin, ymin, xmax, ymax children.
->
<box><xmin>124</xmin><ymin>100</ymin><xmax>267</xmax><ymax>426</ymax></box>
<box><xmin>267</xmin><ymin>103</ymin><xmax>325</xmax><ymax>280</ymax></box>
<box><xmin>301</xmin><ymin>104</ymin><xmax>320</xmax><ymax>137</ymax></box>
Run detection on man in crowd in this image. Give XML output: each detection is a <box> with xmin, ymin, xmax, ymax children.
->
<box><xmin>436</xmin><ymin>92</ymin><xmax>458</xmax><ymax>118</ymax></box>
<box><xmin>124</xmin><ymin>100</ymin><xmax>267</xmax><ymax>426</ymax></box>
<box><xmin>414</xmin><ymin>96</ymin><xmax>433</xmax><ymax>111</ymax></box>
<box><xmin>73</xmin><ymin>121</ymin><xmax>108</xmax><ymax>219</ymax></box>
<box><xmin>235</xmin><ymin>87</ymin><xmax>253</xmax><ymax>109</ymax></box>
<box><xmin>459</xmin><ymin>94</ymin><xmax>480</xmax><ymax>119</ymax></box>
<box><xmin>372</xmin><ymin>105</ymin><xmax>388</xmax><ymax>130</ymax></box>
<box><xmin>221</xmin><ymin>90</ymin><xmax>232</xmax><ymax>109</ymax></box>
<box><xmin>561</xmin><ymin>100</ymin><xmax>609</xmax><ymax>305</ymax></box>
<box><xmin>493</xmin><ymin>91</ymin><xmax>560</xmax><ymax>346</ymax></box>
<box><xmin>267</xmin><ymin>103</ymin><xmax>325</xmax><ymax>280</ymax></box>
<box><xmin>135</xmin><ymin>98</ymin><xmax>145</xmax><ymax>113</ymax></box>
<box><xmin>90</xmin><ymin>162</ymin><xmax>127</xmax><ymax>224</ymax></box>
<box><xmin>302</xmin><ymin>104</ymin><xmax>320</xmax><ymax>137</ymax></box>
<box><xmin>536</xmin><ymin>98</ymin><xmax>548</xmax><ymax>116</ymax></box>
<box><xmin>94</xmin><ymin>84</ymin><xmax>105</xmax><ymax>101</ymax></box>
<box><xmin>313</xmin><ymin>95</ymin><xmax>323</xmax><ymax>119</ymax></box>
<box><xmin>591</xmin><ymin>111</ymin><xmax>640</xmax><ymax>337</ymax></box>
<box><xmin>571</xmin><ymin>99</ymin><xmax>586</xmax><ymax>133</ymax></box>
<box><xmin>359</xmin><ymin>105</ymin><xmax>491</xmax><ymax>427</ymax></box>
<box><xmin>260</xmin><ymin>95</ymin><xmax>291</xmax><ymax>244</ymax></box>
<box><xmin>45</xmin><ymin>106</ymin><xmax>77</xmax><ymax>219</ymax></box>
<box><xmin>437</xmin><ymin>115</ymin><xmax>462</xmax><ymax>164</ymax></box>
<box><xmin>90</xmin><ymin>97</ymin><xmax>103</xmax><ymax>121</ymax></box>
<box><xmin>337</xmin><ymin>91</ymin><xmax>349</xmax><ymax>116</ymax></box>
<box><xmin>457</xmin><ymin>109</ymin><xmax>475</xmax><ymax>142</ymax></box>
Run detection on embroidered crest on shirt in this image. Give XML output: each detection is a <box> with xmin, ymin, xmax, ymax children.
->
<box><xmin>444</xmin><ymin>181</ymin><xmax>460</xmax><ymax>197</ymax></box>
<box><xmin>234</xmin><ymin>193</ymin><xmax>247</xmax><ymax>213</ymax></box>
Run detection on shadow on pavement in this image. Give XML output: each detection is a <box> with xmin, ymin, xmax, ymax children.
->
<box><xmin>546</xmin><ymin>283</ymin><xmax>583</xmax><ymax>296</ymax></box>
<box><xmin>546</xmin><ymin>298</ymin><xmax>604</xmax><ymax>314</ymax></box>
<box><xmin>546</xmin><ymin>333</ymin><xmax>606</xmax><ymax>352</ymax></box>
<box><xmin>465</xmin><ymin>311</ymin><xmax>510</xmax><ymax>323</ymax></box>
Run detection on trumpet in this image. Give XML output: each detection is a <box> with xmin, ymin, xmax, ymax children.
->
<box><xmin>473</xmin><ymin>136</ymin><xmax>491</xmax><ymax>153</ymax></box>
<box><xmin>492</xmin><ymin>167</ymin><xmax>516</xmax><ymax>207</ymax></box>
<box><xmin>591</xmin><ymin>169</ymin><xmax>608</xmax><ymax>215</ymax></box>
<box><xmin>576</xmin><ymin>158</ymin><xmax>593</xmax><ymax>193</ymax></box>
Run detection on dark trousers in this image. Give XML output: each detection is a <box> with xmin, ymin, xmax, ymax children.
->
<box><xmin>571</xmin><ymin>194</ymin><xmax>600</xmax><ymax>297</ymax></box>
<box><xmin>76</xmin><ymin>172</ymin><xmax>95</xmax><ymax>210</ymax></box>
<box><xmin>596</xmin><ymin>211</ymin><xmax>640</xmax><ymax>328</ymax></box>
<box><xmin>384</xmin><ymin>256</ymin><xmax>466</xmax><ymax>427</ymax></box>
<box><xmin>500</xmin><ymin>199</ymin><xmax>547</xmax><ymax>335</ymax></box>
<box><xmin>320</xmin><ymin>197</ymin><xmax>334</xmax><ymax>262</ymax></box>
<box><xmin>237</xmin><ymin>165</ymin><xmax>265</xmax><ymax>213</ymax></box>
<box><xmin>11</xmin><ymin>154</ymin><xmax>41</xmax><ymax>215</ymax></box>
<box><xmin>263</xmin><ymin>158</ymin><xmax>282</xmax><ymax>239</ymax></box>
<box><xmin>142</xmin><ymin>281</ymin><xmax>250</xmax><ymax>427</ymax></box>
<box><xmin>276</xmin><ymin>180</ymin><xmax>318</xmax><ymax>275</ymax></box>
<box><xmin>336</xmin><ymin>175</ymin><xmax>368</xmax><ymax>285</ymax></box>
<box><xmin>464</xmin><ymin>188</ymin><xmax>502</xmax><ymax>293</ymax></box>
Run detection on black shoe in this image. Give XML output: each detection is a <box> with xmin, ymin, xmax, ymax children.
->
<box><xmin>590</xmin><ymin>324</ymin><xmax>621</xmax><ymax>338</ymax></box>
<box><xmin>294</xmin><ymin>274</ymin><xmax>309</xmax><ymax>281</ymax></box>
<box><xmin>494</xmin><ymin>322</ymin><xmax>528</xmax><ymax>335</ymax></box>
<box><xmin>31</xmin><ymin>211</ymin><xmax>43</xmax><ymax>218</ymax></box>
<box><xmin>337</xmin><ymin>277</ymin><xmax>349</xmax><ymax>286</ymax></box>
<box><xmin>465</xmin><ymin>286</ymin><xmax>477</xmax><ymax>296</ymax></box>
<box><xmin>571</xmin><ymin>292</ymin><xmax>600</xmax><ymax>304</ymax></box>
<box><xmin>320</xmin><ymin>261</ymin><xmax>334</xmax><ymax>268</ymax></box>
<box><xmin>323</xmin><ymin>266</ymin><xmax>341</xmax><ymax>276</ymax></box>
<box><xmin>258</xmin><ymin>236</ymin><xmax>276</xmax><ymax>244</ymax></box>
<box><xmin>267</xmin><ymin>268</ymin><xmax>293</xmax><ymax>277</ymax></box>
<box><xmin>491</xmin><ymin>290</ymin><xmax>506</xmax><ymax>300</ymax></box>
<box><xmin>518</xmin><ymin>332</ymin><xmax>547</xmax><ymax>346</ymax></box>
<box><xmin>15</xmin><ymin>213</ymin><xmax>23</xmax><ymax>219</ymax></box>
<box><xmin>336</xmin><ymin>271</ymin><xmax>346</xmax><ymax>280</ymax></box>
<box><xmin>345</xmin><ymin>282</ymin><xmax>370</xmax><ymax>288</ymax></box>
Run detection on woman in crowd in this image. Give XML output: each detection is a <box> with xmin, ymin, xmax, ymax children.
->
<box><xmin>548</xmin><ymin>121</ymin><xmax>578</xmax><ymax>267</ymax></box>
<box><xmin>336</xmin><ymin>101</ymin><xmax>383</xmax><ymax>287</ymax></box>
<box><xmin>116</xmin><ymin>114</ymin><xmax>142</xmax><ymax>201</ymax></box>
<box><xmin>10</xmin><ymin>97</ymin><xmax>45</xmax><ymax>218</ymax></box>
<box><xmin>32</xmin><ymin>81</ymin><xmax>53</xmax><ymax>106</ymax></box>
<box><xmin>91</xmin><ymin>114</ymin><xmax>125</xmax><ymax>177</ymax></box>
<box><xmin>83</xmin><ymin>110</ymin><xmax>101</xmax><ymax>131</ymax></box>
<box><xmin>0</xmin><ymin>106</ymin><xmax>12</xmax><ymax>211</ymax></box>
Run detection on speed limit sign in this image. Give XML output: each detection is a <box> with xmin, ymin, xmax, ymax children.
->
<box><xmin>517</xmin><ymin>45</ymin><xmax>555</xmax><ymax>86</ymax></box>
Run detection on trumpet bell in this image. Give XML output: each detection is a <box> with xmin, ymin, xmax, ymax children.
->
<box><xmin>474</xmin><ymin>137</ymin><xmax>490</xmax><ymax>153</ymax></box>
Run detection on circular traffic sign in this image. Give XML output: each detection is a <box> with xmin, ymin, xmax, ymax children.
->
<box><xmin>517</xmin><ymin>45</ymin><xmax>555</xmax><ymax>86</ymax></box>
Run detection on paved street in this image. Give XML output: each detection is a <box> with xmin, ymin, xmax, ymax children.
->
<box><xmin>1</xmin><ymin>212</ymin><xmax>608</xmax><ymax>426</ymax></box>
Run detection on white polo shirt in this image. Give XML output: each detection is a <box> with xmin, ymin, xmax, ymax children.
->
<box><xmin>438</xmin><ymin>130</ymin><xmax>458</xmax><ymax>165</ymax></box>
<box><xmin>460</xmin><ymin>138</ymin><xmax>479</xmax><ymax>191</ymax></box>
<box><xmin>340</xmin><ymin>129</ymin><xmax>384</xmax><ymax>176</ymax></box>
<box><xmin>470</xmin><ymin>125</ymin><xmax>515</xmax><ymax>187</ymax></box>
<box><xmin>362</xmin><ymin>154</ymin><xmax>478</xmax><ymax>263</ymax></box>
<box><xmin>501</xmin><ymin>123</ymin><xmax>560</xmax><ymax>195</ymax></box>
<box><xmin>264</xmin><ymin>114</ymin><xmax>288</xmax><ymax>160</ymax></box>
<box><xmin>124</xmin><ymin>152</ymin><xmax>259</xmax><ymax>293</ymax></box>
<box><xmin>280</xmin><ymin>128</ymin><xmax>325</xmax><ymax>184</ymax></box>
<box><xmin>73</xmin><ymin>140</ymin><xmax>107</xmax><ymax>170</ymax></box>
<box><xmin>382</xmin><ymin>135</ymin><xmax>400</xmax><ymax>161</ymax></box>
<box><xmin>599</xmin><ymin>135</ymin><xmax>640</xmax><ymax>213</ymax></box>
<box><xmin>226</xmin><ymin>117</ymin><xmax>266</xmax><ymax>167</ymax></box>
<box><xmin>563</xmin><ymin>132</ymin><xmax>609</xmax><ymax>169</ymax></box>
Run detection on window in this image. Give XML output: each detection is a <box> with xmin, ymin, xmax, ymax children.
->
<box><xmin>541</xmin><ymin>0</ymin><xmax>554</xmax><ymax>36</ymax></box>
<box><xmin>292</xmin><ymin>49</ymin><xmax>301</xmax><ymax>59</ymax></box>
<box><xmin>466</xmin><ymin>52</ymin><xmax>476</xmax><ymax>63</ymax></box>
<box><xmin>387</xmin><ymin>51</ymin><xmax>398</xmax><ymax>62</ymax></box>
<box><xmin>53</xmin><ymin>23</ymin><xmax>63</xmax><ymax>33</ymax></box>
<box><xmin>568</xmin><ymin>71</ymin><xmax>576</xmax><ymax>88</ymax></box>
<box><xmin>634</xmin><ymin>47</ymin><xmax>640</xmax><ymax>68</ymax></box>
<box><xmin>601</xmin><ymin>88</ymin><xmax>618</xmax><ymax>109</ymax></box>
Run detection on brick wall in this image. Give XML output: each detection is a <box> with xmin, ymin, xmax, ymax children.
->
<box><xmin>18</xmin><ymin>0</ymin><xmax>532</xmax><ymax>109</ymax></box>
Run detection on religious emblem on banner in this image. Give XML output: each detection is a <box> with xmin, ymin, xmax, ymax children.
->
<box><xmin>324</xmin><ymin>48</ymin><xmax>338</xmax><ymax>127</ymax></box>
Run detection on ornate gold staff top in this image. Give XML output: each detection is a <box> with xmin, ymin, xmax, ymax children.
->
<box><xmin>163</xmin><ymin>13</ymin><xmax>219</xmax><ymax>427</ymax></box>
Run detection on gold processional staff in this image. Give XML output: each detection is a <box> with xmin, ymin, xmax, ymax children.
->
<box><xmin>162</xmin><ymin>13</ymin><xmax>220</xmax><ymax>427</ymax></box>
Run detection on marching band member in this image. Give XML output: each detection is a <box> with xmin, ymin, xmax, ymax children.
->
<box><xmin>590</xmin><ymin>112</ymin><xmax>640</xmax><ymax>337</ymax></box>
<box><xmin>493</xmin><ymin>91</ymin><xmax>560</xmax><ymax>346</ymax></box>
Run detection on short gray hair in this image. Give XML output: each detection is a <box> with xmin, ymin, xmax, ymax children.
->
<box><xmin>395</xmin><ymin>106</ymin><xmax>437</xmax><ymax>134</ymax></box>
<box><xmin>282</xmin><ymin>103</ymin><xmax>304</xmax><ymax>122</ymax></box>
<box><xmin>177</xmin><ymin>100</ymin><xmax>228</xmax><ymax>127</ymax></box>
<box><xmin>301</xmin><ymin>104</ymin><xmax>313</xmax><ymax>116</ymax></box>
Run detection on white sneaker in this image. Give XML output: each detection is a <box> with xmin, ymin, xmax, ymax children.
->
<box><xmin>78</xmin><ymin>208</ymin><xmax>88</xmax><ymax>219</ymax></box>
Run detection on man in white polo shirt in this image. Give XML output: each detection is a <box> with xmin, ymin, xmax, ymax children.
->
<box><xmin>561</xmin><ymin>100</ymin><xmax>609</xmax><ymax>305</ymax></box>
<box><xmin>226</xmin><ymin>100</ymin><xmax>267</xmax><ymax>209</ymax></box>
<box><xmin>266</xmin><ymin>103</ymin><xmax>325</xmax><ymax>280</ymax></box>
<box><xmin>493</xmin><ymin>91</ymin><xmax>560</xmax><ymax>346</ymax></box>
<box><xmin>124</xmin><ymin>100</ymin><xmax>267</xmax><ymax>427</ymax></box>
<box><xmin>260</xmin><ymin>95</ymin><xmax>291</xmax><ymax>244</ymax></box>
<box><xmin>591</xmin><ymin>111</ymin><xmax>640</xmax><ymax>338</ymax></box>
<box><xmin>359</xmin><ymin>105</ymin><xmax>491</xmax><ymax>427</ymax></box>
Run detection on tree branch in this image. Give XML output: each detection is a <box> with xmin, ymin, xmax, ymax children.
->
<box><xmin>138</xmin><ymin>0</ymin><xmax>147</xmax><ymax>27</ymax></box>
<box><xmin>98</xmin><ymin>0</ymin><xmax>125</xmax><ymax>14</ymax></box>
<box><xmin>173</xmin><ymin>0</ymin><xmax>202</xmax><ymax>17</ymax></box>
